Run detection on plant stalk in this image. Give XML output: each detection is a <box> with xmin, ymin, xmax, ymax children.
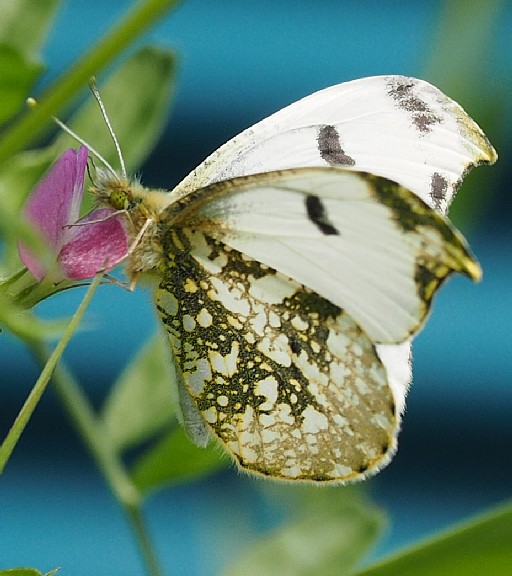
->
<box><xmin>36</xmin><ymin>348</ymin><xmax>164</xmax><ymax>576</ymax></box>
<box><xmin>0</xmin><ymin>272</ymin><xmax>103</xmax><ymax>473</ymax></box>
<box><xmin>0</xmin><ymin>0</ymin><xmax>180</xmax><ymax>163</ymax></box>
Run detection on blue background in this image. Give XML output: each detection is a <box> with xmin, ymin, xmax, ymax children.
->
<box><xmin>1</xmin><ymin>1</ymin><xmax>511</xmax><ymax>574</ymax></box>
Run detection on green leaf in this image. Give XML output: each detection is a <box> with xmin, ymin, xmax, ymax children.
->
<box><xmin>131</xmin><ymin>426</ymin><xmax>227</xmax><ymax>492</ymax></box>
<box><xmin>53</xmin><ymin>46</ymin><xmax>176</xmax><ymax>177</ymax></box>
<box><xmin>0</xmin><ymin>290</ymin><xmax>68</xmax><ymax>341</ymax></box>
<box><xmin>102</xmin><ymin>331</ymin><xmax>227</xmax><ymax>492</ymax></box>
<box><xmin>0</xmin><ymin>45</ymin><xmax>44</xmax><ymax>125</ymax></box>
<box><xmin>0</xmin><ymin>0</ymin><xmax>180</xmax><ymax>165</ymax></box>
<box><xmin>0</xmin><ymin>0</ymin><xmax>60</xmax><ymax>58</ymax></box>
<box><xmin>224</xmin><ymin>488</ymin><xmax>385</xmax><ymax>576</ymax></box>
<box><xmin>101</xmin><ymin>333</ymin><xmax>176</xmax><ymax>452</ymax></box>
<box><xmin>0</xmin><ymin>571</ymin><xmax>41</xmax><ymax>576</ymax></box>
<box><xmin>0</xmin><ymin>0</ymin><xmax>57</xmax><ymax>125</ymax></box>
<box><xmin>352</xmin><ymin>501</ymin><xmax>512</xmax><ymax>576</ymax></box>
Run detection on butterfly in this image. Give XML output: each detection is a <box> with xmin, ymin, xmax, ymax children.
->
<box><xmin>69</xmin><ymin>75</ymin><xmax>498</xmax><ymax>482</ymax></box>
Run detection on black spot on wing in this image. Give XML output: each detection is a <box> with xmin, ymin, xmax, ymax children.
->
<box><xmin>317</xmin><ymin>125</ymin><xmax>355</xmax><ymax>166</ymax></box>
<box><xmin>289</xmin><ymin>334</ymin><xmax>301</xmax><ymax>354</ymax></box>
<box><xmin>305</xmin><ymin>195</ymin><xmax>340</xmax><ymax>236</ymax></box>
<box><xmin>430</xmin><ymin>172</ymin><xmax>449</xmax><ymax>209</ymax></box>
<box><xmin>386</xmin><ymin>77</ymin><xmax>442</xmax><ymax>134</ymax></box>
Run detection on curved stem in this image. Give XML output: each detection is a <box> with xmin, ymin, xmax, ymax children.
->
<box><xmin>0</xmin><ymin>272</ymin><xmax>103</xmax><ymax>473</ymax></box>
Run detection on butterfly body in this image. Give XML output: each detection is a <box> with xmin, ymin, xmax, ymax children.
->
<box><xmin>90</xmin><ymin>75</ymin><xmax>495</xmax><ymax>484</ymax></box>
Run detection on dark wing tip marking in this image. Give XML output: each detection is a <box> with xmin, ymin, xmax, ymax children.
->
<box><xmin>317</xmin><ymin>124</ymin><xmax>356</xmax><ymax>166</ymax></box>
<box><xmin>430</xmin><ymin>172</ymin><xmax>449</xmax><ymax>209</ymax></box>
<box><xmin>386</xmin><ymin>77</ymin><xmax>442</xmax><ymax>134</ymax></box>
<box><xmin>305</xmin><ymin>194</ymin><xmax>340</xmax><ymax>236</ymax></box>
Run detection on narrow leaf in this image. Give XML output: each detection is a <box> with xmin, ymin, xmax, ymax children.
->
<box><xmin>0</xmin><ymin>571</ymin><xmax>42</xmax><ymax>576</ymax></box>
<box><xmin>353</xmin><ymin>501</ymin><xmax>512</xmax><ymax>576</ymax></box>
<box><xmin>53</xmin><ymin>46</ymin><xmax>176</xmax><ymax>176</ymax></box>
<box><xmin>131</xmin><ymin>426</ymin><xmax>227</xmax><ymax>492</ymax></box>
<box><xmin>0</xmin><ymin>46</ymin><xmax>43</xmax><ymax>125</ymax></box>
<box><xmin>0</xmin><ymin>291</ymin><xmax>67</xmax><ymax>341</ymax></box>
<box><xmin>101</xmin><ymin>333</ymin><xmax>176</xmax><ymax>452</ymax></box>
<box><xmin>0</xmin><ymin>570</ymin><xmax>58</xmax><ymax>576</ymax></box>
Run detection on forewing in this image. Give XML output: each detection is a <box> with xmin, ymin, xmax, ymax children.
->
<box><xmin>154</xmin><ymin>229</ymin><xmax>397</xmax><ymax>482</ymax></box>
<box><xmin>165</xmin><ymin>168</ymin><xmax>480</xmax><ymax>344</ymax></box>
<box><xmin>172</xmin><ymin>75</ymin><xmax>496</xmax><ymax>214</ymax></box>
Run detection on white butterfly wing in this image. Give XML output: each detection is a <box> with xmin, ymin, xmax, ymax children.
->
<box><xmin>167</xmin><ymin>168</ymin><xmax>480</xmax><ymax>346</ymax></box>
<box><xmin>159</xmin><ymin>168</ymin><xmax>480</xmax><ymax>477</ymax></box>
<box><xmin>160</xmin><ymin>76</ymin><xmax>494</xmax><ymax>465</ymax></box>
<box><xmin>172</xmin><ymin>75</ymin><xmax>496</xmax><ymax>214</ymax></box>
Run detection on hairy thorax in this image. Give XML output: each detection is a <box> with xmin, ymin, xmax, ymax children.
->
<box><xmin>90</xmin><ymin>172</ymin><xmax>173</xmax><ymax>281</ymax></box>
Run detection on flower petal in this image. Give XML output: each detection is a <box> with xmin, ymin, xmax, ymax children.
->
<box><xmin>24</xmin><ymin>146</ymin><xmax>88</xmax><ymax>248</ymax></box>
<box><xmin>18</xmin><ymin>147</ymin><xmax>89</xmax><ymax>280</ymax></box>
<box><xmin>58</xmin><ymin>209</ymin><xmax>129</xmax><ymax>280</ymax></box>
<box><xmin>17</xmin><ymin>238</ymin><xmax>48</xmax><ymax>282</ymax></box>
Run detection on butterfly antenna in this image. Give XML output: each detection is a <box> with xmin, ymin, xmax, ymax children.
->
<box><xmin>26</xmin><ymin>97</ymin><xmax>119</xmax><ymax>178</ymax></box>
<box><xmin>89</xmin><ymin>78</ymin><xmax>127</xmax><ymax>179</ymax></box>
<box><xmin>51</xmin><ymin>115</ymin><xmax>118</xmax><ymax>177</ymax></box>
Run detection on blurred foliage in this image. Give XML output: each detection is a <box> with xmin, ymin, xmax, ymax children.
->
<box><xmin>0</xmin><ymin>0</ymin><xmax>510</xmax><ymax>575</ymax></box>
<box><xmin>131</xmin><ymin>425</ymin><xmax>228</xmax><ymax>491</ymax></box>
<box><xmin>0</xmin><ymin>46</ymin><xmax>43</xmax><ymax>125</ymax></box>
<box><xmin>52</xmin><ymin>47</ymin><xmax>176</xmax><ymax>189</ymax></box>
<box><xmin>0</xmin><ymin>50</ymin><xmax>177</xmax><ymax>257</ymax></box>
<box><xmin>224</xmin><ymin>487</ymin><xmax>385</xmax><ymax>576</ymax></box>
<box><xmin>0</xmin><ymin>0</ymin><xmax>58</xmax><ymax>126</ymax></box>
<box><xmin>423</xmin><ymin>0</ymin><xmax>509</xmax><ymax>229</ymax></box>
<box><xmin>101</xmin><ymin>333</ymin><xmax>228</xmax><ymax>488</ymax></box>
<box><xmin>0</xmin><ymin>0</ymin><xmax>59</xmax><ymax>59</ymax></box>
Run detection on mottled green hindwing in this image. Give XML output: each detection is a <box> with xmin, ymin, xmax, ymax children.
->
<box><xmin>154</xmin><ymin>228</ymin><xmax>397</xmax><ymax>483</ymax></box>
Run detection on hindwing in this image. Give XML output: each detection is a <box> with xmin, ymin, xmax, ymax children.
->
<box><xmin>155</xmin><ymin>228</ymin><xmax>397</xmax><ymax>482</ymax></box>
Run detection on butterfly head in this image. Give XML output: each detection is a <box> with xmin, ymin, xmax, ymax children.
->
<box><xmin>87</xmin><ymin>168</ymin><xmax>171</xmax><ymax>283</ymax></box>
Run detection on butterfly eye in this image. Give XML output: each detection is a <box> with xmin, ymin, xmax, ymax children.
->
<box><xmin>109</xmin><ymin>189</ymin><xmax>131</xmax><ymax>211</ymax></box>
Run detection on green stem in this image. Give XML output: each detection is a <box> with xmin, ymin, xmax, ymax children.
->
<box><xmin>0</xmin><ymin>272</ymin><xmax>103</xmax><ymax>473</ymax></box>
<box><xmin>36</xmin><ymin>349</ymin><xmax>140</xmax><ymax>506</ymax></box>
<box><xmin>0</xmin><ymin>0</ymin><xmax>180</xmax><ymax>163</ymax></box>
<box><xmin>0</xmin><ymin>269</ymin><xmax>163</xmax><ymax>573</ymax></box>
<box><xmin>31</xmin><ymin>347</ymin><xmax>163</xmax><ymax>576</ymax></box>
<box><xmin>37</xmin><ymin>344</ymin><xmax>162</xmax><ymax>576</ymax></box>
<box><xmin>127</xmin><ymin>506</ymin><xmax>165</xmax><ymax>576</ymax></box>
<box><xmin>0</xmin><ymin>267</ymin><xmax>75</xmax><ymax>311</ymax></box>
